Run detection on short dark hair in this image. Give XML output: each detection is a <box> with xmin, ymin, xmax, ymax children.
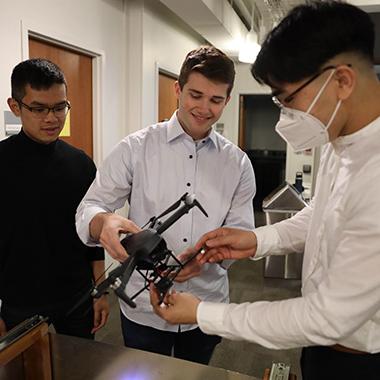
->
<box><xmin>11</xmin><ymin>58</ymin><xmax>67</xmax><ymax>100</ymax></box>
<box><xmin>251</xmin><ymin>1</ymin><xmax>375</xmax><ymax>86</ymax></box>
<box><xmin>178</xmin><ymin>45</ymin><xmax>235</xmax><ymax>97</ymax></box>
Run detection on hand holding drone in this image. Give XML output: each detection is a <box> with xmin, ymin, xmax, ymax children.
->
<box><xmin>90</xmin><ymin>193</ymin><xmax>208</xmax><ymax>308</ymax></box>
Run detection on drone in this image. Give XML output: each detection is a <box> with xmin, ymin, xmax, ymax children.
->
<box><xmin>90</xmin><ymin>193</ymin><xmax>208</xmax><ymax>308</ymax></box>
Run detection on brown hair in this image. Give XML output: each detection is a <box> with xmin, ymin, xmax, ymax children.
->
<box><xmin>178</xmin><ymin>46</ymin><xmax>235</xmax><ymax>97</ymax></box>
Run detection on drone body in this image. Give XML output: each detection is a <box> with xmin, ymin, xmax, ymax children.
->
<box><xmin>90</xmin><ymin>193</ymin><xmax>208</xmax><ymax>308</ymax></box>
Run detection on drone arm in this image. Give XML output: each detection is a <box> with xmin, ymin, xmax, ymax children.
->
<box><xmin>114</xmin><ymin>286</ymin><xmax>136</xmax><ymax>308</ymax></box>
<box><xmin>91</xmin><ymin>253</ymin><xmax>139</xmax><ymax>308</ymax></box>
<box><xmin>112</xmin><ymin>254</ymin><xmax>139</xmax><ymax>308</ymax></box>
<box><xmin>156</xmin><ymin>203</ymin><xmax>193</xmax><ymax>234</ymax></box>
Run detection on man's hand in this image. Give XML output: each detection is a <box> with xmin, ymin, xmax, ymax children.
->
<box><xmin>174</xmin><ymin>249</ymin><xmax>202</xmax><ymax>282</ymax></box>
<box><xmin>194</xmin><ymin>227</ymin><xmax>258</xmax><ymax>264</ymax></box>
<box><xmin>91</xmin><ymin>295</ymin><xmax>109</xmax><ymax>334</ymax></box>
<box><xmin>149</xmin><ymin>284</ymin><xmax>200</xmax><ymax>325</ymax></box>
<box><xmin>0</xmin><ymin>318</ymin><xmax>7</xmax><ymax>337</ymax></box>
<box><xmin>90</xmin><ymin>213</ymin><xmax>140</xmax><ymax>261</ymax></box>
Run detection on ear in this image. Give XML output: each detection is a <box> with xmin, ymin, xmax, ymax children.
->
<box><xmin>174</xmin><ymin>81</ymin><xmax>181</xmax><ymax>99</ymax></box>
<box><xmin>7</xmin><ymin>98</ymin><xmax>21</xmax><ymax>117</ymax></box>
<box><xmin>335</xmin><ymin>65</ymin><xmax>355</xmax><ymax>101</ymax></box>
<box><xmin>224</xmin><ymin>95</ymin><xmax>231</xmax><ymax>106</ymax></box>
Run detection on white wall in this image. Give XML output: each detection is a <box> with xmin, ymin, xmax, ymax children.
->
<box><xmin>125</xmin><ymin>0</ymin><xmax>205</xmax><ymax>134</ymax></box>
<box><xmin>218</xmin><ymin>62</ymin><xmax>270</xmax><ymax>145</ymax></box>
<box><xmin>349</xmin><ymin>0</ymin><xmax>380</xmax><ymax>12</ymax></box>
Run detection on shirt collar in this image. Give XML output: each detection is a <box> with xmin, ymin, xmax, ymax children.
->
<box><xmin>332</xmin><ymin>115</ymin><xmax>380</xmax><ymax>154</ymax></box>
<box><xmin>16</xmin><ymin>128</ymin><xmax>58</xmax><ymax>154</ymax></box>
<box><xmin>166</xmin><ymin>111</ymin><xmax>219</xmax><ymax>150</ymax></box>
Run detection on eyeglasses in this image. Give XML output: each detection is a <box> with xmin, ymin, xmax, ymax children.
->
<box><xmin>272</xmin><ymin>65</ymin><xmax>339</xmax><ymax>107</ymax></box>
<box><xmin>17</xmin><ymin>100</ymin><xmax>71</xmax><ymax>118</ymax></box>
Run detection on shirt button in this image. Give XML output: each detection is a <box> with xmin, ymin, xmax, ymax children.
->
<box><xmin>187</xmin><ymin>182</ymin><xmax>191</xmax><ymax>187</ymax></box>
<box><xmin>189</xmin><ymin>155</ymin><xmax>193</xmax><ymax>159</ymax></box>
<box><xmin>183</xmin><ymin>238</ymin><xmax>187</xmax><ymax>242</ymax></box>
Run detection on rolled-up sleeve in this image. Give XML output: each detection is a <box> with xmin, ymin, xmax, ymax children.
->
<box><xmin>76</xmin><ymin>139</ymin><xmax>134</xmax><ymax>246</ymax></box>
<box><xmin>223</xmin><ymin>154</ymin><xmax>256</xmax><ymax>230</ymax></box>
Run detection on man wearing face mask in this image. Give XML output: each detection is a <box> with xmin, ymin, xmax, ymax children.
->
<box><xmin>150</xmin><ymin>2</ymin><xmax>380</xmax><ymax>379</ymax></box>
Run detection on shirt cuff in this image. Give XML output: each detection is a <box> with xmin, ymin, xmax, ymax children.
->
<box><xmin>197</xmin><ymin>301</ymin><xmax>229</xmax><ymax>335</ymax></box>
<box><xmin>253</xmin><ymin>225</ymin><xmax>281</xmax><ymax>259</ymax></box>
<box><xmin>76</xmin><ymin>206</ymin><xmax>108</xmax><ymax>246</ymax></box>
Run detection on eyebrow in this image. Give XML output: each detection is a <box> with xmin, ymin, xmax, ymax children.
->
<box><xmin>28</xmin><ymin>100</ymin><xmax>67</xmax><ymax>106</ymax></box>
<box><xmin>188</xmin><ymin>88</ymin><xmax>226</xmax><ymax>101</ymax></box>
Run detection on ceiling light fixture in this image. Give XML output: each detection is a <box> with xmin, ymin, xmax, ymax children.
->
<box><xmin>238</xmin><ymin>3</ymin><xmax>261</xmax><ymax>64</ymax></box>
<box><xmin>238</xmin><ymin>30</ymin><xmax>261</xmax><ymax>64</ymax></box>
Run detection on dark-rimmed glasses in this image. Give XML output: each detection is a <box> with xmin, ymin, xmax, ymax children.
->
<box><xmin>17</xmin><ymin>100</ymin><xmax>71</xmax><ymax>118</ymax></box>
<box><xmin>272</xmin><ymin>65</ymin><xmax>341</xmax><ymax>107</ymax></box>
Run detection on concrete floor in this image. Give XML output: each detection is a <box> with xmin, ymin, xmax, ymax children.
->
<box><xmin>96</xmin><ymin>212</ymin><xmax>303</xmax><ymax>379</ymax></box>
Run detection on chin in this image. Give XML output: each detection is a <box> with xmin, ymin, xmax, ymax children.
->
<box><xmin>41</xmin><ymin>136</ymin><xmax>59</xmax><ymax>144</ymax></box>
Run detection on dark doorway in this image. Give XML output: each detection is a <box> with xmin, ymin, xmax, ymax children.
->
<box><xmin>239</xmin><ymin>94</ymin><xmax>285</xmax><ymax>211</ymax></box>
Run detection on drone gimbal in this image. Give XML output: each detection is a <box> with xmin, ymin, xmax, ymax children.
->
<box><xmin>90</xmin><ymin>193</ymin><xmax>208</xmax><ymax>308</ymax></box>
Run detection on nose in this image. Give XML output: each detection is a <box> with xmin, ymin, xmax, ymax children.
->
<box><xmin>44</xmin><ymin>109</ymin><xmax>59</xmax><ymax>122</ymax></box>
<box><xmin>197</xmin><ymin>98</ymin><xmax>211</xmax><ymax>114</ymax></box>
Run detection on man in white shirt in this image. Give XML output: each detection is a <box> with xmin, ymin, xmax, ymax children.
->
<box><xmin>76</xmin><ymin>46</ymin><xmax>255</xmax><ymax>364</ymax></box>
<box><xmin>150</xmin><ymin>3</ymin><xmax>380</xmax><ymax>379</ymax></box>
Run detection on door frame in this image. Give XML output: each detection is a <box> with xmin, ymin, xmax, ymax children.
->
<box><xmin>154</xmin><ymin>62</ymin><xmax>178</xmax><ymax>122</ymax></box>
<box><xmin>20</xmin><ymin>20</ymin><xmax>105</xmax><ymax>166</ymax></box>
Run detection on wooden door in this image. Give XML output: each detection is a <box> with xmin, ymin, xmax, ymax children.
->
<box><xmin>158</xmin><ymin>72</ymin><xmax>178</xmax><ymax>122</ymax></box>
<box><xmin>29</xmin><ymin>37</ymin><xmax>94</xmax><ymax>157</ymax></box>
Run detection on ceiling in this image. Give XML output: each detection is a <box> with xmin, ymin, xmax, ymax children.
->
<box><xmin>159</xmin><ymin>0</ymin><xmax>380</xmax><ymax>64</ymax></box>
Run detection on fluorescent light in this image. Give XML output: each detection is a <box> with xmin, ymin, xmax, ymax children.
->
<box><xmin>238</xmin><ymin>30</ymin><xmax>261</xmax><ymax>64</ymax></box>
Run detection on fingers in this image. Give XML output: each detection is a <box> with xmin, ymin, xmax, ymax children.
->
<box><xmin>149</xmin><ymin>283</ymin><xmax>163</xmax><ymax>312</ymax></box>
<box><xmin>198</xmin><ymin>247</ymin><xmax>230</xmax><ymax>264</ymax></box>
<box><xmin>92</xmin><ymin>309</ymin><xmax>101</xmax><ymax>334</ymax></box>
<box><xmin>99</xmin><ymin>236</ymin><xmax>127</xmax><ymax>261</ymax></box>
<box><xmin>194</xmin><ymin>228</ymin><xmax>237</xmax><ymax>256</ymax></box>
<box><xmin>174</xmin><ymin>261</ymin><xmax>202</xmax><ymax>282</ymax></box>
<box><xmin>149</xmin><ymin>285</ymin><xmax>200</xmax><ymax>325</ymax></box>
<box><xmin>92</xmin><ymin>309</ymin><xmax>108</xmax><ymax>333</ymax></box>
<box><xmin>203</xmin><ymin>234</ymin><xmax>236</xmax><ymax>249</ymax></box>
<box><xmin>120</xmin><ymin>219</ymin><xmax>141</xmax><ymax>234</ymax></box>
<box><xmin>177</xmin><ymin>247</ymin><xmax>198</xmax><ymax>262</ymax></box>
<box><xmin>95</xmin><ymin>214</ymin><xmax>142</xmax><ymax>262</ymax></box>
<box><xmin>92</xmin><ymin>298</ymin><xmax>109</xmax><ymax>333</ymax></box>
<box><xmin>194</xmin><ymin>228</ymin><xmax>224</xmax><ymax>251</ymax></box>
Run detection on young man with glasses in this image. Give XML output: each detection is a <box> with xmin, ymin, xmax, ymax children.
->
<box><xmin>76</xmin><ymin>46</ymin><xmax>255</xmax><ymax>364</ymax></box>
<box><xmin>0</xmin><ymin>58</ymin><xmax>109</xmax><ymax>339</ymax></box>
<box><xmin>150</xmin><ymin>2</ymin><xmax>380</xmax><ymax>379</ymax></box>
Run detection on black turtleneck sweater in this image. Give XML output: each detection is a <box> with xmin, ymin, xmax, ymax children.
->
<box><xmin>0</xmin><ymin>130</ymin><xmax>104</xmax><ymax>311</ymax></box>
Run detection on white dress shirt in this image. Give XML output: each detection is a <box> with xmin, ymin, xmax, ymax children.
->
<box><xmin>76</xmin><ymin>112</ymin><xmax>255</xmax><ymax>331</ymax></box>
<box><xmin>198</xmin><ymin>116</ymin><xmax>380</xmax><ymax>353</ymax></box>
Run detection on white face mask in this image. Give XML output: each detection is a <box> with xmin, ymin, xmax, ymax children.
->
<box><xmin>275</xmin><ymin>69</ymin><xmax>342</xmax><ymax>152</ymax></box>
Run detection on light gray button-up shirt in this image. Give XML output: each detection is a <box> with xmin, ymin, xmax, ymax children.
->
<box><xmin>76</xmin><ymin>112</ymin><xmax>255</xmax><ymax>331</ymax></box>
